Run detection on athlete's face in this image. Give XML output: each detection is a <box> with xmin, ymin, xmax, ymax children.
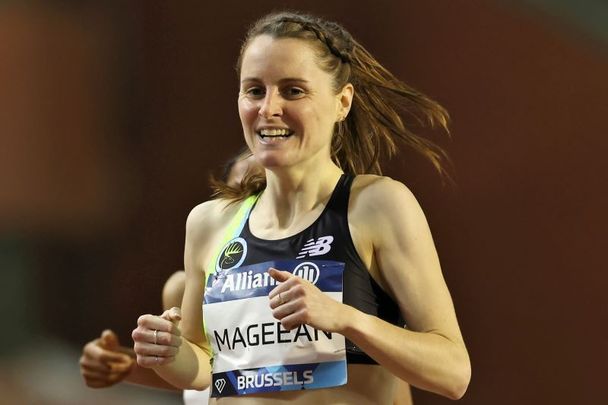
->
<box><xmin>238</xmin><ymin>36</ymin><xmax>352</xmax><ymax>170</ymax></box>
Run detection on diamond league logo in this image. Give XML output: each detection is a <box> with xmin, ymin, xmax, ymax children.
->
<box><xmin>292</xmin><ymin>262</ymin><xmax>320</xmax><ymax>285</ymax></box>
<box><xmin>215</xmin><ymin>378</ymin><xmax>226</xmax><ymax>394</ymax></box>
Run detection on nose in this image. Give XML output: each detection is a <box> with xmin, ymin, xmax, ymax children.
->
<box><xmin>258</xmin><ymin>89</ymin><xmax>283</xmax><ymax>118</ymax></box>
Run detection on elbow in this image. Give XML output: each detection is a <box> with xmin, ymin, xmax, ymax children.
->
<box><xmin>444</xmin><ymin>355</ymin><xmax>471</xmax><ymax>400</ymax></box>
<box><xmin>445</xmin><ymin>375</ymin><xmax>470</xmax><ymax>400</ymax></box>
<box><xmin>171</xmin><ymin>376</ymin><xmax>210</xmax><ymax>392</ymax></box>
<box><xmin>189</xmin><ymin>381</ymin><xmax>211</xmax><ymax>392</ymax></box>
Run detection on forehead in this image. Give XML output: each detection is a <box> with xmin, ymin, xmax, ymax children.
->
<box><xmin>240</xmin><ymin>35</ymin><xmax>327</xmax><ymax>82</ymax></box>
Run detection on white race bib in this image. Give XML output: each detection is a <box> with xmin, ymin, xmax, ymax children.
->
<box><xmin>204</xmin><ymin>260</ymin><xmax>347</xmax><ymax>397</ymax></box>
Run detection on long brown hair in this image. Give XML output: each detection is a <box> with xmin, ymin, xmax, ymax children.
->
<box><xmin>214</xmin><ymin>10</ymin><xmax>451</xmax><ymax>201</ymax></box>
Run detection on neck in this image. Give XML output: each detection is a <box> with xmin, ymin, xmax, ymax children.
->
<box><xmin>256</xmin><ymin>161</ymin><xmax>343</xmax><ymax>230</ymax></box>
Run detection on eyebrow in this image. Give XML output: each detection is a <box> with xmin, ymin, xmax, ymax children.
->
<box><xmin>240</xmin><ymin>77</ymin><xmax>310</xmax><ymax>85</ymax></box>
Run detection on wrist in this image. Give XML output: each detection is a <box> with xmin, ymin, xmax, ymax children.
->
<box><xmin>336</xmin><ymin>304</ymin><xmax>366</xmax><ymax>336</ymax></box>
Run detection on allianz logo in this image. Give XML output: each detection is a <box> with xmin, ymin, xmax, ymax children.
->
<box><xmin>292</xmin><ymin>262</ymin><xmax>320</xmax><ymax>285</ymax></box>
<box><xmin>220</xmin><ymin>262</ymin><xmax>320</xmax><ymax>294</ymax></box>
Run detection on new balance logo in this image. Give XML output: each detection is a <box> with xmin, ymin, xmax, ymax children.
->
<box><xmin>296</xmin><ymin>236</ymin><xmax>334</xmax><ymax>259</ymax></box>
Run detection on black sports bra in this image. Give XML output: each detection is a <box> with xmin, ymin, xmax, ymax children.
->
<box><xmin>231</xmin><ymin>174</ymin><xmax>402</xmax><ymax>364</ymax></box>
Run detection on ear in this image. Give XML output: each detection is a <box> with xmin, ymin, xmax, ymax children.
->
<box><xmin>336</xmin><ymin>83</ymin><xmax>354</xmax><ymax>122</ymax></box>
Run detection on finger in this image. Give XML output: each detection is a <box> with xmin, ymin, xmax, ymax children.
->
<box><xmin>81</xmin><ymin>366</ymin><xmax>125</xmax><ymax>382</ymax></box>
<box><xmin>160</xmin><ymin>307</ymin><xmax>182</xmax><ymax>324</ymax></box>
<box><xmin>137</xmin><ymin>314</ymin><xmax>181</xmax><ymax>336</ymax></box>
<box><xmin>95</xmin><ymin>346</ymin><xmax>133</xmax><ymax>365</ymax></box>
<box><xmin>108</xmin><ymin>358</ymin><xmax>134</xmax><ymax>373</ymax></box>
<box><xmin>100</xmin><ymin>329</ymin><xmax>120</xmax><ymax>349</ymax></box>
<box><xmin>271</xmin><ymin>297</ymin><xmax>299</xmax><ymax>319</ymax></box>
<box><xmin>133</xmin><ymin>341</ymin><xmax>179</xmax><ymax>358</ymax></box>
<box><xmin>145</xmin><ymin>328</ymin><xmax>182</xmax><ymax>347</ymax></box>
<box><xmin>154</xmin><ymin>329</ymin><xmax>182</xmax><ymax>347</ymax></box>
<box><xmin>268</xmin><ymin>267</ymin><xmax>292</xmax><ymax>283</ymax></box>
<box><xmin>83</xmin><ymin>377</ymin><xmax>115</xmax><ymax>388</ymax></box>
<box><xmin>278</xmin><ymin>310</ymin><xmax>307</xmax><ymax>331</ymax></box>
<box><xmin>80</xmin><ymin>356</ymin><xmax>112</xmax><ymax>373</ymax></box>
<box><xmin>268</xmin><ymin>273</ymin><xmax>294</xmax><ymax>301</ymax></box>
<box><xmin>80</xmin><ymin>351</ymin><xmax>131</xmax><ymax>375</ymax></box>
<box><xmin>81</xmin><ymin>343</ymin><xmax>109</xmax><ymax>371</ymax></box>
<box><xmin>269</xmin><ymin>290</ymin><xmax>291</xmax><ymax>309</ymax></box>
<box><xmin>83</xmin><ymin>341</ymin><xmax>131</xmax><ymax>368</ymax></box>
<box><xmin>82</xmin><ymin>372</ymin><xmax>126</xmax><ymax>388</ymax></box>
<box><xmin>132</xmin><ymin>327</ymin><xmax>182</xmax><ymax>347</ymax></box>
<box><xmin>137</xmin><ymin>354</ymin><xmax>176</xmax><ymax>368</ymax></box>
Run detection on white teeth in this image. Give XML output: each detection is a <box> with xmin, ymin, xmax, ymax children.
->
<box><xmin>259</xmin><ymin>128</ymin><xmax>291</xmax><ymax>136</ymax></box>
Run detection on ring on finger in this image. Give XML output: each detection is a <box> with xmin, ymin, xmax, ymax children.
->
<box><xmin>153</xmin><ymin>329</ymin><xmax>158</xmax><ymax>345</ymax></box>
<box><xmin>278</xmin><ymin>292</ymin><xmax>285</xmax><ymax>305</ymax></box>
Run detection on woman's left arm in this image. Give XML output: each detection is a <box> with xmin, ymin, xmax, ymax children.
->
<box><xmin>347</xmin><ymin>177</ymin><xmax>470</xmax><ymax>399</ymax></box>
<box><xmin>269</xmin><ymin>177</ymin><xmax>470</xmax><ymax>399</ymax></box>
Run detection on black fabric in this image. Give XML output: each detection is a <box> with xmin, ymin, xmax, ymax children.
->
<box><xmin>238</xmin><ymin>174</ymin><xmax>402</xmax><ymax>365</ymax></box>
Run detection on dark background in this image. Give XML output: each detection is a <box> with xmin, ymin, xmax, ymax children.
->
<box><xmin>1</xmin><ymin>1</ymin><xmax>606</xmax><ymax>404</ymax></box>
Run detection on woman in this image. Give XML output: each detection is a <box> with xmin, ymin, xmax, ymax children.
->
<box><xmin>132</xmin><ymin>11</ymin><xmax>470</xmax><ymax>404</ymax></box>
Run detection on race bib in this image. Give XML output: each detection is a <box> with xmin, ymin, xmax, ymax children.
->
<box><xmin>203</xmin><ymin>260</ymin><xmax>347</xmax><ymax>397</ymax></box>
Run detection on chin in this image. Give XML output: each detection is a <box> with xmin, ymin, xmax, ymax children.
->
<box><xmin>259</xmin><ymin>159</ymin><xmax>287</xmax><ymax>170</ymax></box>
<box><xmin>254</xmin><ymin>152</ymin><xmax>290</xmax><ymax>169</ymax></box>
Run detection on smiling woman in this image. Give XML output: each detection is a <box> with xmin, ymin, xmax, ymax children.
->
<box><xmin>132</xmin><ymin>10</ymin><xmax>470</xmax><ymax>405</ymax></box>
<box><xmin>238</xmin><ymin>35</ymin><xmax>352</xmax><ymax>172</ymax></box>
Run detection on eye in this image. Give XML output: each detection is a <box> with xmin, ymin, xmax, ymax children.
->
<box><xmin>243</xmin><ymin>86</ymin><xmax>265</xmax><ymax>98</ymax></box>
<box><xmin>282</xmin><ymin>87</ymin><xmax>306</xmax><ymax>99</ymax></box>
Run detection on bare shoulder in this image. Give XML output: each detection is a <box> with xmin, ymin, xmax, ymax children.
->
<box><xmin>186</xmin><ymin>198</ymin><xmax>240</xmax><ymax>241</ymax></box>
<box><xmin>349</xmin><ymin>174</ymin><xmax>431</xmax><ymax>252</ymax></box>
<box><xmin>350</xmin><ymin>174</ymin><xmax>422</xmax><ymax>220</ymax></box>
<box><xmin>184</xmin><ymin>198</ymin><xmax>246</xmax><ymax>278</ymax></box>
<box><xmin>186</xmin><ymin>199</ymin><xmax>228</xmax><ymax>229</ymax></box>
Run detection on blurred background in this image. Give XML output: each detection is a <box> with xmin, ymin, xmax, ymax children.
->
<box><xmin>1</xmin><ymin>0</ymin><xmax>606</xmax><ymax>404</ymax></box>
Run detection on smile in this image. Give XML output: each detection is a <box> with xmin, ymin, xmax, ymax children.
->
<box><xmin>257</xmin><ymin>128</ymin><xmax>293</xmax><ymax>137</ymax></box>
<box><xmin>256</xmin><ymin>128</ymin><xmax>294</xmax><ymax>143</ymax></box>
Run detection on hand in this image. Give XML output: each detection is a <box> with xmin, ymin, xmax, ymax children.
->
<box><xmin>268</xmin><ymin>268</ymin><xmax>349</xmax><ymax>333</ymax></box>
<box><xmin>79</xmin><ymin>329</ymin><xmax>135</xmax><ymax>388</ymax></box>
<box><xmin>132</xmin><ymin>307</ymin><xmax>182</xmax><ymax>368</ymax></box>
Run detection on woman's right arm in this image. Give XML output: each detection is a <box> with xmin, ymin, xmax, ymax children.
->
<box><xmin>132</xmin><ymin>201</ymin><xmax>219</xmax><ymax>390</ymax></box>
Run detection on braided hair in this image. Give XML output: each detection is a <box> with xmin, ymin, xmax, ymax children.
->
<box><xmin>214</xmin><ymin>11</ymin><xmax>451</xmax><ymax>201</ymax></box>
